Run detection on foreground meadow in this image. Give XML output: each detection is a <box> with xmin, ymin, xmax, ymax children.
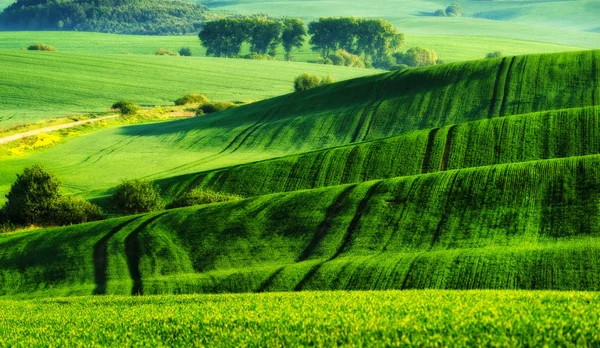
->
<box><xmin>1</xmin><ymin>291</ymin><xmax>599</xmax><ymax>346</ymax></box>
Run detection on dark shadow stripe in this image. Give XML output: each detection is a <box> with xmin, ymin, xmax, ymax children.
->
<box><xmin>499</xmin><ymin>56</ymin><xmax>516</xmax><ymax>117</ymax></box>
<box><xmin>421</xmin><ymin>128</ymin><xmax>440</xmax><ymax>174</ymax></box>
<box><xmin>93</xmin><ymin>218</ymin><xmax>140</xmax><ymax>295</ymax></box>
<box><xmin>332</xmin><ymin>182</ymin><xmax>383</xmax><ymax>259</ymax></box>
<box><xmin>124</xmin><ymin>213</ymin><xmax>168</xmax><ymax>296</ymax></box>
<box><xmin>400</xmin><ymin>254</ymin><xmax>421</xmax><ymax>290</ymax></box>
<box><xmin>430</xmin><ymin>173</ymin><xmax>460</xmax><ymax>248</ymax></box>
<box><xmin>293</xmin><ymin>263</ymin><xmax>323</xmax><ymax>291</ymax></box>
<box><xmin>488</xmin><ymin>57</ymin><xmax>508</xmax><ymax>118</ymax></box>
<box><xmin>297</xmin><ymin>185</ymin><xmax>356</xmax><ymax>262</ymax></box>
<box><xmin>440</xmin><ymin>125</ymin><xmax>457</xmax><ymax>171</ymax></box>
<box><xmin>256</xmin><ymin>267</ymin><xmax>285</xmax><ymax>293</ymax></box>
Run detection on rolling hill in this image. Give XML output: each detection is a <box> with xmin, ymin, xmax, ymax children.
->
<box><xmin>0</xmin><ymin>50</ymin><xmax>377</xmax><ymax>128</ymax></box>
<box><xmin>0</xmin><ymin>50</ymin><xmax>599</xmax><ymax>297</ymax></box>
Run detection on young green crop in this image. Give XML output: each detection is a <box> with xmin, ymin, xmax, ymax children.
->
<box><xmin>1</xmin><ymin>291</ymin><xmax>599</xmax><ymax>346</ymax></box>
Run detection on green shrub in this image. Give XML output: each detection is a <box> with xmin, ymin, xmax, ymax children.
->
<box><xmin>294</xmin><ymin>73</ymin><xmax>335</xmax><ymax>92</ymax></box>
<box><xmin>155</xmin><ymin>48</ymin><xmax>177</xmax><ymax>56</ymax></box>
<box><xmin>49</xmin><ymin>197</ymin><xmax>103</xmax><ymax>226</ymax></box>
<box><xmin>395</xmin><ymin>47</ymin><xmax>440</xmax><ymax>67</ymax></box>
<box><xmin>27</xmin><ymin>44</ymin><xmax>56</xmax><ymax>51</ymax></box>
<box><xmin>178</xmin><ymin>47</ymin><xmax>192</xmax><ymax>56</ymax></box>
<box><xmin>199</xmin><ymin>102</ymin><xmax>236</xmax><ymax>114</ymax></box>
<box><xmin>328</xmin><ymin>49</ymin><xmax>365</xmax><ymax>68</ymax></box>
<box><xmin>111</xmin><ymin>100</ymin><xmax>140</xmax><ymax>115</ymax></box>
<box><xmin>486</xmin><ymin>51</ymin><xmax>503</xmax><ymax>59</ymax></box>
<box><xmin>445</xmin><ymin>3</ymin><xmax>463</xmax><ymax>17</ymax></box>
<box><xmin>174</xmin><ymin>93</ymin><xmax>209</xmax><ymax>106</ymax></box>
<box><xmin>307</xmin><ymin>58</ymin><xmax>333</xmax><ymax>65</ymax></box>
<box><xmin>434</xmin><ymin>9</ymin><xmax>447</xmax><ymax>17</ymax></box>
<box><xmin>111</xmin><ymin>179</ymin><xmax>164</xmax><ymax>215</ymax></box>
<box><xmin>3</xmin><ymin>165</ymin><xmax>61</xmax><ymax>226</ymax></box>
<box><xmin>243</xmin><ymin>53</ymin><xmax>274</xmax><ymax>60</ymax></box>
<box><xmin>167</xmin><ymin>189</ymin><xmax>242</xmax><ymax>209</ymax></box>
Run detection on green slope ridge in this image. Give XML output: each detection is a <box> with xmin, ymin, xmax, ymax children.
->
<box><xmin>158</xmin><ymin>106</ymin><xmax>600</xmax><ymax>200</ymax></box>
<box><xmin>4</xmin><ymin>154</ymin><xmax>600</xmax><ymax>296</ymax></box>
<box><xmin>0</xmin><ymin>50</ymin><xmax>597</xmax><ymax>201</ymax></box>
<box><xmin>1</xmin><ymin>50</ymin><xmax>599</xmax><ymax>297</ymax></box>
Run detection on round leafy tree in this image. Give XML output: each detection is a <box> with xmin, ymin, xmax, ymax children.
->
<box><xmin>4</xmin><ymin>165</ymin><xmax>61</xmax><ymax>225</ymax></box>
<box><xmin>111</xmin><ymin>179</ymin><xmax>164</xmax><ymax>215</ymax></box>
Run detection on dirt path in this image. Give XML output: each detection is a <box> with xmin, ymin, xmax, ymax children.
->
<box><xmin>0</xmin><ymin>114</ymin><xmax>120</xmax><ymax>145</ymax></box>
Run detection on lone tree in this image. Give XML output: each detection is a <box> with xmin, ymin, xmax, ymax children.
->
<box><xmin>4</xmin><ymin>165</ymin><xmax>61</xmax><ymax>225</ymax></box>
<box><xmin>111</xmin><ymin>179</ymin><xmax>164</xmax><ymax>215</ymax></box>
<box><xmin>281</xmin><ymin>18</ymin><xmax>306</xmax><ymax>61</ymax></box>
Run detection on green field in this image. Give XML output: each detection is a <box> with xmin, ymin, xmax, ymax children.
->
<box><xmin>1</xmin><ymin>291</ymin><xmax>599</xmax><ymax>346</ymax></box>
<box><xmin>0</xmin><ymin>49</ymin><xmax>376</xmax><ymax>127</ymax></box>
<box><xmin>205</xmin><ymin>0</ymin><xmax>600</xmax><ymax>32</ymax></box>
<box><xmin>0</xmin><ymin>31</ymin><xmax>589</xmax><ymax>63</ymax></box>
<box><xmin>1</xmin><ymin>50</ymin><xmax>599</xmax><ymax>297</ymax></box>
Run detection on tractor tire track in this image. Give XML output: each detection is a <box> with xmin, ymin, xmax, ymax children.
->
<box><xmin>421</xmin><ymin>128</ymin><xmax>440</xmax><ymax>174</ymax></box>
<box><xmin>440</xmin><ymin>125</ymin><xmax>457</xmax><ymax>171</ymax></box>
<box><xmin>488</xmin><ymin>57</ymin><xmax>508</xmax><ymax>118</ymax></box>
<box><xmin>93</xmin><ymin>218</ymin><xmax>140</xmax><ymax>295</ymax></box>
<box><xmin>499</xmin><ymin>57</ymin><xmax>517</xmax><ymax>117</ymax></box>
<box><xmin>297</xmin><ymin>185</ymin><xmax>357</xmax><ymax>262</ymax></box>
<box><xmin>430</xmin><ymin>172</ymin><xmax>460</xmax><ymax>248</ymax></box>
<box><xmin>124</xmin><ymin>213</ymin><xmax>168</xmax><ymax>296</ymax></box>
<box><xmin>256</xmin><ymin>267</ymin><xmax>285</xmax><ymax>293</ymax></box>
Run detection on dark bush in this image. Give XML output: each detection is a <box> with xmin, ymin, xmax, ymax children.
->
<box><xmin>27</xmin><ymin>44</ymin><xmax>57</xmax><ymax>51</ymax></box>
<box><xmin>307</xmin><ymin>57</ymin><xmax>333</xmax><ymax>65</ymax></box>
<box><xmin>328</xmin><ymin>49</ymin><xmax>365</xmax><ymax>68</ymax></box>
<box><xmin>167</xmin><ymin>189</ymin><xmax>242</xmax><ymax>209</ymax></box>
<box><xmin>3</xmin><ymin>165</ymin><xmax>61</xmax><ymax>225</ymax></box>
<box><xmin>445</xmin><ymin>3</ymin><xmax>463</xmax><ymax>17</ymax></box>
<box><xmin>198</xmin><ymin>102</ymin><xmax>236</xmax><ymax>114</ymax></box>
<box><xmin>178</xmin><ymin>47</ymin><xmax>192</xmax><ymax>56</ymax></box>
<box><xmin>111</xmin><ymin>179</ymin><xmax>164</xmax><ymax>215</ymax></box>
<box><xmin>50</xmin><ymin>197</ymin><xmax>103</xmax><ymax>225</ymax></box>
<box><xmin>243</xmin><ymin>53</ymin><xmax>274</xmax><ymax>60</ymax></box>
<box><xmin>174</xmin><ymin>93</ymin><xmax>209</xmax><ymax>106</ymax></box>
<box><xmin>486</xmin><ymin>51</ymin><xmax>503</xmax><ymax>59</ymax></box>
<box><xmin>111</xmin><ymin>100</ymin><xmax>140</xmax><ymax>115</ymax></box>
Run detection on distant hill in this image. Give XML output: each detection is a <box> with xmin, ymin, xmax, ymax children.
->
<box><xmin>0</xmin><ymin>0</ymin><xmax>208</xmax><ymax>35</ymax></box>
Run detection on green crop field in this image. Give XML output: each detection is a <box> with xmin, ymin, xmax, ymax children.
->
<box><xmin>1</xmin><ymin>291</ymin><xmax>599</xmax><ymax>346</ymax></box>
<box><xmin>1</xmin><ymin>50</ymin><xmax>599</xmax><ymax>298</ymax></box>
<box><xmin>0</xmin><ymin>31</ymin><xmax>588</xmax><ymax>64</ymax></box>
<box><xmin>0</xmin><ymin>49</ymin><xmax>376</xmax><ymax>127</ymax></box>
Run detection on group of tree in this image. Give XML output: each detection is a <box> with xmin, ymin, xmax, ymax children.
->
<box><xmin>199</xmin><ymin>16</ymin><xmax>307</xmax><ymax>60</ymax></box>
<box><xmin>199</xmin><ymin>16</ymin><xmax>405</xmax><ymax>69</ymax></box>
<box><xmin>0</xmin><ymin>0</ymin><xmax>208</xmax><ymax>35</ymax></box>
<box><xmin>394</xmin><ymin>47</ymin><xmax>443</xmax><ymax>68</ymax></box>
<box><xmin>294</xmin><ymin>73</ymin><xmax>335</xmax><ymax>92</ymax></box>
<box><xmin>434</xmin><ymin>3</ymin><xmax>464</xmax><ymax>17</ymax></box>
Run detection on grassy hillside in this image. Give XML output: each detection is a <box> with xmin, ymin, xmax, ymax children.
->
<box><xmin>0</xmin><ymin>50</ymin><xmax>597</xmax><ymax>202</ymax></box>
<box><xmin>0</xmin><ymin>32</ymin><xmax>587</xmax><ymax>63</ymax></box>
<box><xmin>0</xmin><ymin>50</ymin><xmax>376</xmax><ymax>127</ymax></box>
<box><xmin>1</xmin><ymin>50</ymin><xmax>597</xmax><ymax>203</ymax></box>
<box><xmin>0</xmin><ymin>50</ymin><xmax>599</xmax><ymax>297</ymax></box>
<box><xmin>5</xmin><ymin>154</ymin><xmax>600</xmax><ymax>295</ymax></box>
<box><xmin>1</xmin><ymin>291</ymin><xmax>599</xmax><ymax>346</ymax></box>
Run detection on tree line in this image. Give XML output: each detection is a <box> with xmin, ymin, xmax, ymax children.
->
<box><xmin>198</xmin><ymin>17</ymin><xmax>406</xmax><ymax>69</ymax></box>
<box><xmin>0</xmin><ymin>0</ymin><xmax>207</xmax><ymax>35</ymax></box>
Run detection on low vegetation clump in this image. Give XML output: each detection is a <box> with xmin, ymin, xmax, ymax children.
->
<box><xmin>197</xmin><ymin>102</ymin><xmax>236</xmax><ymax>115</ymax></box>
<box><xmin>155</xmin><ymin>48</ymin><xmax>177</xmax><ymax>56</ymax></box>
<box><xmin>294</xmin><ymin>73</ymin><xmax>335</xmax><ymax>92</ymax></box>
<box><xmin>486</xmin><ymin>51</ymin><xmax>503</xmax><ymax>58</ymax></box>
<box><xmin>1</xmin><ymin>165</ymin><xmax>102</xmax><ymax>228</ymax></box>
<box><xmin>243</xmin><ymin>53</ymin><xmax>274</xmax><ymax>60</ymax></box>
<box><xmin>174</xmin><ymin>94</ymin><xmax>209</xmax><ymax>106</ymax></box>
<box><xmin>167</xmin><ymin>189</ymin><xmax>242</xmax><ymax>209</ymax></box>
<box><xmin>395</xmin><ymin>47</ymin><xmax>441</xmax><ymax>67</ymax></box>
<box><xmin>111</xmin><ymin>179</ymin><xmax>164</xmax><ymax>215</ymax></box>
<box><xmin>27</xmin><ymin>44</ymin><xmax>56</xmax><ymax>51</ymax></box>
<box><xmin>328</xmin><ymin>49</ymin><xmax>365</xmax><ymax>68</ymax></box>
<box><xmin>178</xmin><ymin>47</ymin><xmax>192</xmax><ymax>57</ymax></box>
<box><xmin>434</xmin><ymin>3</ymin><xmax>464</xmax><ymax>17</ymax></box>
<box><xmin>111</xmin><ymin>101</ymin><xmax>140</xmax><ymax>115</ymax></box>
